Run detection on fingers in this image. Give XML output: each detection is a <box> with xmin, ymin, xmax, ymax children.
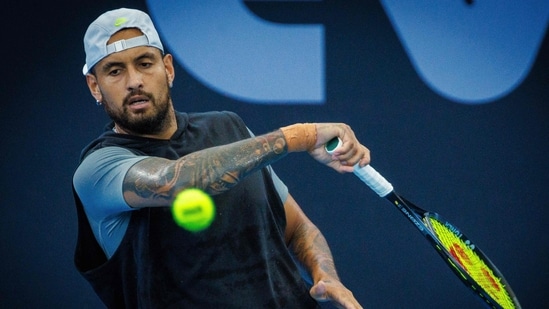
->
<box><xmin>330</xmin><ymin>142</ymin><xmax>370</xmax><ymax>168</ymax></box>
<box><xmin>308</xmin><ymin>123</ymin><xmax>370</xmax><ymax>173</ymax></box>
<box><xmin>310</xmin><ymin>280</ymin><xmax>363</xmax><ymax>309</ymax></box>
<box><xmin>309</xmin><ymin>280</ymin><xmax>328</xmax><ymax>300</ymax></box>
<box><xmin>317</xmin><ymin>123</ymin><xmax>370</xmax><ymax>167</ymax></box>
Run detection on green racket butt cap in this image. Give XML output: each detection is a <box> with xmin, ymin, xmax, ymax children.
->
<box><xmin>325</xmin><ymin>137</ymin><xmax>342</xmax><ymax>153</ymax></box>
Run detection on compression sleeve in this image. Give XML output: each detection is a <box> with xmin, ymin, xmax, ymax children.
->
<box><xmin>73</xmin><ymin>147</ymin><xmax>146</xmax><ymax>257</ymax></box>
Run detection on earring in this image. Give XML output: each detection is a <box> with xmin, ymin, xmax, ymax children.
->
<box><xmin>96</xmin><ymin>100</ymin><xmax>102</xmax><ymax>106</ymax></box>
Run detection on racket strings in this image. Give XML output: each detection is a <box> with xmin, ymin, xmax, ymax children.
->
<box><xmin>427</xmin><ymin>218</ymin><xmax>516</xmax><ymax>309</ymax></box>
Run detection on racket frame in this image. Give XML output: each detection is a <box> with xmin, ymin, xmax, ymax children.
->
<box><xmin>385</xmin><ymin>192</ymin><xmax>521</xmax><ymax>309</ymax></box>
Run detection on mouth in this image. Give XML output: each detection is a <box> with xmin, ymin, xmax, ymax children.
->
<box><xmin>127</xmin><ymin>95</ymin><xmax>151</xmax><ymax>109</ymax></box>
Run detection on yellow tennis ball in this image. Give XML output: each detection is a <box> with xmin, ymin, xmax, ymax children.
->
<box><xmin>172</xmin><ymin>188</ymin><xmax>215</xmax><ymax>232</ymax></box>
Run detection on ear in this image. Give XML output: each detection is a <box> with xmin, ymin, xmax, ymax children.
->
<box><xmin>163</xmin><ymin>54</ymin><xmax>175</xmax><ymax>87</ymax></box>
<box><xmin>86</xmin><ymin>73</ymin><xmax>102</xmax><ymax>102</ymax></box>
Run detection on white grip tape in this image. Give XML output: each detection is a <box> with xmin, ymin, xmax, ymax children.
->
<box><xmin>325</xmin><ymin>137</ymin><xmax>393</xmax><ymax>197</ymax></box>
<box><xmin>353</xmin><ymin>164</ymin><xmax>393</xmax><ymax>197</ymax></box>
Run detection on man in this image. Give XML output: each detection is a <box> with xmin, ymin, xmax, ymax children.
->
<box><xmin>73</xmin><ymin>8</ymin><xmax>368</xmax><ymax>308</ymax></box>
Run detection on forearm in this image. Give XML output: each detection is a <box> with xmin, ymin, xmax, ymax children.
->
<box><xmin>290</xmin><ymin>220</ymin><xmax>340</xmax><ymax>284</ymax></box>
<box><xmin>121</xmin><ymin>121</ymin><xmax>369</xmax><ymax>208</ymax></box>
<box><xmin>123</xmin><ymin>130</ymin><xmax>288</xmax><ymax>207</ymax></box>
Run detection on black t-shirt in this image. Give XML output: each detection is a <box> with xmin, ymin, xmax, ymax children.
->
<box><xmin>73</xmin><ymin>111</ymin><xmax>319</xmax><ymax>308</ymax></box>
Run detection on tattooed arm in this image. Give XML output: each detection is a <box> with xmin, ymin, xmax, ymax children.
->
<box><xmin>285</xmin><ymin>194</ymin><xmax>363</xmax><ymax>309</ymax></box>
<box><xmin>123</xmin><ymin>130</ymin><xmax>287</xmax><ymax>208</ymax></box>
<box><xmin>122</xmin><ymin>122</ymin><xmax>370</xmax><ymax>208</ymax></box>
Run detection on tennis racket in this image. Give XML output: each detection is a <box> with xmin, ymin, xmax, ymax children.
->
<box><xmin>325</xmin><ymin>138</ymin><xmax>521</xmax><ymax>309</ymax></box>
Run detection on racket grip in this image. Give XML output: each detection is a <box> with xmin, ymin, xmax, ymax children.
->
<box><xmin>353</xmin><ymin>165</ymin><xmax>393</xmax><ymax>197</ymax></box>
<box><xmin>325</xmin><ymin>137</ymin><xmax>393</xmax><ymax>197</ymax></box>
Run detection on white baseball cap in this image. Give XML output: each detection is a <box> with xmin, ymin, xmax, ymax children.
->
<box><xmin>82</xmin><ymin>8</ymin><xmax>164</xmax><ymax>75</ymax></box>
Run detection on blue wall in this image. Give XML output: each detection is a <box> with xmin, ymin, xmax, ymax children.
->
<box><xmin>3</xmin><ymin>1</ymin><xmax>547</xmax><ymax>308</ymax></box>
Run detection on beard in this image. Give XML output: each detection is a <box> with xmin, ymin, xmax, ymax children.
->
<box><xmin>103</xmin><ymin>88</ymin><xmax>172</xmax><ymax>136</ymax></box>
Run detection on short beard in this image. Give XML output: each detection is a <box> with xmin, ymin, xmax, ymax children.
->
<box><xmin>103</xmin><ymin>90</ymin><xmax>172</xmax><ymax>136</ymax></box>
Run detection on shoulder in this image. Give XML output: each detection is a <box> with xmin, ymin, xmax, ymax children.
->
<box><xmin>81</xmin><ymin>146</ymin><xmax>143</xmax><ymax>166</ymax></box>
<box><xmin>74</xmin><ymin>147</ymin><xmax>146</xmax><ymax>189</ymax></box>
<box><xmin>73</xmin><ymin>146</ymin><xmax>147</xmax><ymax>217</ymax></box>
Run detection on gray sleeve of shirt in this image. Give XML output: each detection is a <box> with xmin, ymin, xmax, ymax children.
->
<box><xmin>73</xmin><ymin>147</ymin><xmax>146</xmax><ymax>257</ymax></box>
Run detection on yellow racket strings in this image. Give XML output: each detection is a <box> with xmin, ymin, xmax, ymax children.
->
<box><xmin>428</xmin><ymin>218</ymin><xmax>516</xmax><ymax>309</ymax></box>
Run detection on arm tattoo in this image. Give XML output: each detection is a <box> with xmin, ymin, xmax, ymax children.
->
<box><xmin>123</xmin><ymin>131</ymin><xmax>287</xmax><ymax>207</ymax></box>
<box><xmin>292</xmin><ymin>222</ymin><xmax>340</xmax><ymax>282</ymax></box>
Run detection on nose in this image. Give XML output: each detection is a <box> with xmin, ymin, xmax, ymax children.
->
<box><xmin>126</xmin><ymin>66</ymin><xmax>143</xmax><ymax>91</ymax></box>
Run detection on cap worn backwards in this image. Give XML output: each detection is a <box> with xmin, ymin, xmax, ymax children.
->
<box><xmin>82</xmin><ymin>8</ymin><xmax>164</xmax><ymax>75</ymax></box>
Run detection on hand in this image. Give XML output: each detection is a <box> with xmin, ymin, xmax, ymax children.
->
<box><xmin>310</xmin><ymin>279</ymin><xmax>363</xmax><ymax>309</ymax></box>
<box><xmin>308</xmin><ymin>123</ymin><xmax>370</xmax><ymax>173</ymax></box>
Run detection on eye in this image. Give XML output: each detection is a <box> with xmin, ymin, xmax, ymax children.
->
<box><xmin>140</xmin><ymin>61</ymin><xmax>153</xmax><ymax>69</ymax></box>
<box><xmin>109</xmin><ymin>68</ymin><xmax>121</xmax><ymax>76</ymax></box>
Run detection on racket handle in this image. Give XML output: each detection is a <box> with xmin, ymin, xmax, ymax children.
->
<box><xmin>353</xmin><ymin>165</ymin><xmax>393</xmax><ymax>197</ymax></box>
<box><xmin>325</xmin><ymin>137</ymin><xmax>393</xmax><ymax>197</ymax></box>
